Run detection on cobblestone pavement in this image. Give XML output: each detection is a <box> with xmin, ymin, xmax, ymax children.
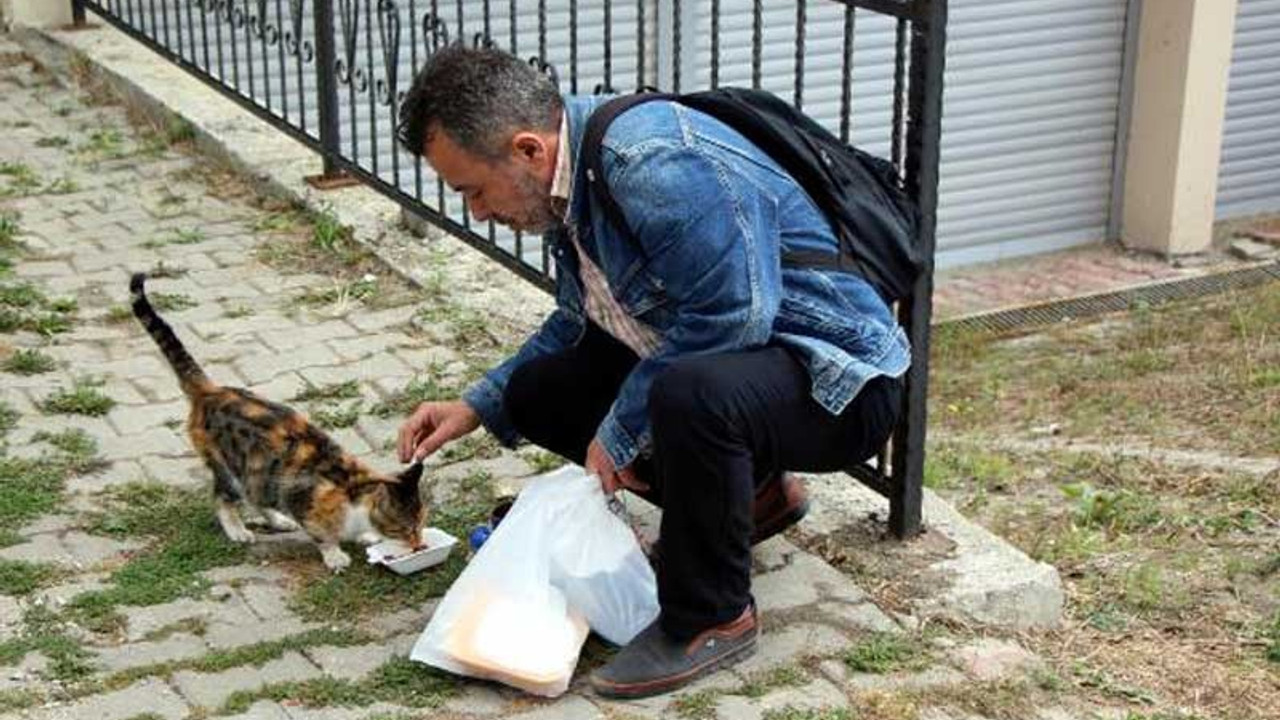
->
<box><xmin>0</xmin><ymin>34</ymin><xmax>1086</xmax><ymax>720</ymax></box>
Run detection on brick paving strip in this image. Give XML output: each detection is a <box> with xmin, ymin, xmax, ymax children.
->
<box><xmin>0</xmin><ymin>28</ymin><xmax>1112</xmax><ymax>720</ymax></box>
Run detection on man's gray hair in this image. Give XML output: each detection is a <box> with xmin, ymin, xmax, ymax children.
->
<box><xmin>397</xmin><ymin>44</ymin><xmax>562</xmax><ymax>161</ymax></box>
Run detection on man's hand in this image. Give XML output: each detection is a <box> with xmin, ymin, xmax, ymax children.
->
<box><xmin>585</xmin><ymin>437</ymin><xmax>649</xmax><ymax>495</ymax></box>
<box><xmin>397</xmin><ymin>400</ymin><xmax>482</xmax><ymax>463</ymax></box>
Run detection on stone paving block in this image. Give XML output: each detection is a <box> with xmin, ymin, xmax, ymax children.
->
<box><xmin>733</xmin><ymin>623</ymin><xmax>851</xmax><ymax>677</ymax></box>
<box><xmin>281</xmin><ymin>701</ymin><xmax>416</xmax><ymax>720</ymax></box>
<box><xmin>507</xmin><ymin>695</ymin><xmax>605</xmax><ymax>720</ymax></box>
<box><xmin>202</xmin><ymin>564</ymin><xmax>289</xmax><ymax>585</ymax></box>
<box><xmin>204</xmin><ymin>615</ymin><xmax>320</xmax><ymax>651</ymax></box>
<box><xmin>16</xmin><ymin>513</ymin><xmax>77</xmax><ymax>537</ymax></box>
<box><xmin>245</xmin><ymin>372</ymin><xmax>310</xmax><ymax>403</ymax></box>
<box><xmin>326</xmin><ymin>428</ymin><xmax>372</xmax><ymax>458</ymax></box>
<box><xmin>20</xmin><ymin>677</ymin><xmax>189</xmax><ymax>720</ymax></box>
<box><xmin>95</xmin><ymin>632</ymin><xmax>211</xmax><ymax>673</ymax></box>
<box><xmin>948</xmin><ymin>637</ymin><xmax>1043</xmax><ymax>681</ymax></box>
<box><xmin>304</xmin><ymin>641</ymin><xmax>399</xmax><ymax>682</ymax></box>
<box><xmin>238</xmin><ymin>583</ymin><xmax>294</xmax><ymax>622</ymax></box>
<box><xmin>0</xmin><ymin>596</ymin><xmax>23</xmax><ymax>643</ymax></box>
<box><xmin>237</xmin><ymin>344</ymin><xmax>342</xmax><ymax>386</ymax></box>
<box><xmin>138</xmin><ymin>454</ymin><xmax>206</xmax><ymax>489</ymax></box>
<box><xmin>58</xmin><ymin>532</ymin><xmax>145</xmax><ymax>569</ymax></box>
<box><xmin>110</xmin><ymin>397</ymin><xmax>186</xmax><ymax>434</ymax></box>
<box><xmin>259</xmin><ymin>320</ymin><xmax>360</xmax><ymax>352</ymax></box>
<box><xmin>173</xmin><ymin>650</ymin><xmax>319</xmax><ymax>710</ymax></box>
<box><xmin>347</xmin><ymin>305</ymin><xmax>418</xmax><ymax>334</ymax></box>
<box><xmin>844</xmin><ymin>665</ymin><xmax>967</xmax><ymax>692</ymax></box>
<box><xmin>751</xmin><ymin>565</ymin><xmax>821</xmax><ymax>612</ymax></box>
<box><xmin>190</xmin><ymin>312</ymin><xmax>298</xmax><ymax>342</ymax></box>
<box><xmin>0</xmin><ymin>534</ymin><xmax>66</xmax><ymax>566</ymax></box>
<box><xmin>816</xmin><ymin>601</ymin><xmax>900</xmax><ymax>634</ymax></box>
<box><xmin>390</xmin><ymin>344</ymin><xmax>462</xmax><ymax>372</ymax></box>
<box><xmin>326</xmin><ymin>333</ymin><xmax>403</xmax><ymax>363</ymax></box>
<box><xmin>123</xmin><ymin>598</ymin><xmax>229</xmax><ymax>642</ymax></box>
<box><xmin>97</xmin><ymin>425</ymin><xmax>188</xmax><ymax>462</ymax></box>
<box><xmin>36</xmin><ymin>573</ymin><xmax>112</xmax><ymax>609</ymax></box>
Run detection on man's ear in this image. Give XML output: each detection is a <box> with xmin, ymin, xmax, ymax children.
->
<box><xmin>511</xmin><ymin>131</ymin><xmax>549</xmax><ymax>164</ymax></box>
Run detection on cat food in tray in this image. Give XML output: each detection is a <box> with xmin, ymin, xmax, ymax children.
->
<box><xmin>366</xmin><ymin>527</ymin><xmax>458</xmax><ymax>575</ymax></box>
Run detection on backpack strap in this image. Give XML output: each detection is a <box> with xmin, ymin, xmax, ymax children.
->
<box><xmin>580</xmin><ymin>92</ymin><xmax>675</xmax><ymax>250</ymax></box>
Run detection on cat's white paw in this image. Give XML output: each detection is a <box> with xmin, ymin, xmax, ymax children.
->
<box><xmin>224</xmin><ymin>525</ymin><xmax>256</xmax><ymax>544</ymax></box>
<box><xmin>357</xmin><ymin>531</ymin><xmax>383</xmax><ymax>546</ymax></box>
<box><xmin>322</xmin><ymin>546</ymin><xmax>352</xmax><ymax>573</ymax></box>
<box><xmin>264</xmin><ymin>510</ymin><xmax>301</xmax><ymax>532</ymax></box>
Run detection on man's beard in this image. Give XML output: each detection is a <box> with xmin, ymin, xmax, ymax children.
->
<box><xmin>493</xmin><ymin>171</ymin><xmax>559</xmax><ymax>234</ymax></box>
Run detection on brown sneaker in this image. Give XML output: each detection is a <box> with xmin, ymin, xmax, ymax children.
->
<box><xmin>751</xmin><ymin>473</ymin><xmax>809</xmax><ymax>545</ymax></box>
<box><xmin>590</xmin><ymin>606</ymin><xmax>758</xmax><ymax>699</ymax></box>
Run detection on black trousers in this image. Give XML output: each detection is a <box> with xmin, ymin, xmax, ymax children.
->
<box><xmin>504</xmin><ymin>323</ymin><xmax>902</xmax><ymax>638</ymax></box>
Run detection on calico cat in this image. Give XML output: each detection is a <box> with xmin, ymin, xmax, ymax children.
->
<box><xmin>130</xmin><ymin>273</ymin><xmax>427</xmax><ymax>572</ymax></box>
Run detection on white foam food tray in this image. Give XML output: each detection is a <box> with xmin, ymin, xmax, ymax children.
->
<box><xmin>366</xmin><ymin>527</ymin><xmax>458</xmax><ymax>575</ymax></box>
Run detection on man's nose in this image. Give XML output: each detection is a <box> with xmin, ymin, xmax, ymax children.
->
<box><xmin>468</xmin><ymin>198</ymin><xmax>490</xmax><ymax>222</ymax></box>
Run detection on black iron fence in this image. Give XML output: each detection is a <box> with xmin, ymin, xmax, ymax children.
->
<box><xmin>70</xmin><ymin>0</ymin><xmax>946</xmax><ymax>538</ymax></box>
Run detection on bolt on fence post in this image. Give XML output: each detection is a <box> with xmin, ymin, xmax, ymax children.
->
<box><xmin>307</xmin><ymin>0</ymin><xmax>358</xmax><ymax>189</ymax></box>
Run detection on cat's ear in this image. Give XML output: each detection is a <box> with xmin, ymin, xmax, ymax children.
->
<box><xmin>397</xmin><ymin>461</ymin><xmax>424</xmax><ymax>486</ymax></box>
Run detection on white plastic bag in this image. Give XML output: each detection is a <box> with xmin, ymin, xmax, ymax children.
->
<box><xmin>410</xmin><ymin>465</ymin><xmax>659</xmax><ymax>696</ymax></box>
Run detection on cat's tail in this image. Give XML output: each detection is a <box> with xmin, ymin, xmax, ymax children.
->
<box><xmin>130</xmin><ymin>273</ymin><xmax>212</xmax><ymax>397</ymax></box>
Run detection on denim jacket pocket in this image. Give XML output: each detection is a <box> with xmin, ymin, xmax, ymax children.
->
<box><xmin>616</xmin><ymin>267</ymin><xmax>671</xmax><ymax>326</ymax></box>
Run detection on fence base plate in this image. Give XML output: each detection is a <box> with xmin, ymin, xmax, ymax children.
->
<box><xmin>304</xmin><ymin>171</ymin><xmax>360</xmax><ymax>190</ymax></box>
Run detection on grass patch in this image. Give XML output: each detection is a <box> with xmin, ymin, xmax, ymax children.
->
<box><xmin>291</xmin><ymin>380</ymin><xmax>361</xmax><ymax>403</ymax></box>
<box><xmin>842</xmin><ymin>632</ymin><xmax>927</xmax><ymax>674</ymax></box>
<box><xmin>149</xmin><ymin>292</ymin><xmax>197</xmax><ymax>312</ymax></box>
<box><xmin>76</xmin><ymin>128</ymin><xmax>128</xmax><ymax>162</ymax></box>
<box><xmin>0</xmin><ymin>559</ymin><xmax>60</xmax><ymax>595</ymax></box>
<box><xmin>2</xmin><ymin>348</ymin><xmax>57</xmax><ymax>375</ymax></box>
<box><xmin>0</xmin><ymin>454</ymin><xmax>74</xmax><ymax>546</ymax></box>
<box><xmin>763</xmin><ymin>710</ymin><xmax>853</xmax><ymax>720</ymax></box>
<box><xmin>0</xmin><ymin>162</ymin><xmax>41</xmax><ymax>198</ymax></box>
<box><xmin>224</xmin><ymin>304</ymin><xmax>254</xmax><ymax>319</ymax></box>
<box><xmin>31</xmin><ymin>428</ymin><xmax>107</xmax><ymax>474</ymax></box>
<box><xmin>35</xmin><ymin>136</ymin><xmax>70</xmax><ymax>148</ymax></box>
<box><xmin>673</xmin><ymin>689</ymin><xmax>718</xmax><ymax>720</ymax></box>
<box><xmin>309</xmin><ymin>402</ymin><xmax>362</xmax><ymax>430</ymax></box>
<box><xmin>142</xmin><ymin>228</ymin><xmax>206</xmax><ymax>249</ymax></box>
<box><xmin>524</xmin><ymin>449</ymin><xmax>567</xmax><ymax>474</ymax></box>
<box><xmin>0</xmin><ymin>401</ymin><xmax>16</xmax><ymax>437</ymax></box>
<box><xmin>69</xmin><ymin>483</ymin><xmax>249</xmax><ymax>633</ymax></box>
<box><xmin>0</xmin><ymin>281</ymin><xmax>77</xmax><ymax>335</ymax></box>
<box><xmin>0</xmin><ymin>603</ymin><xmax>96</xmax><ymax>682</ymax></box>
<box><xmin>40</xmin><ymin>376</ymin><xmax>116</xmax><ymax>416</ymax></box>
<box><xmin>437</xmin><ymin>433</ymin><xmax>503</xmax><ymax>464</ymax></box>
<box><xmin>739</xmin><ymin>664</ymin><xmax>808</xmax><ymax>697</ymax></box>
<box><xmin>220</xmin><ymin>656</ymin><xmax>458</xmax><ymax>715</ymax></box>
<box><xmin>370</xmin><ymin>372</ymin><xmax>452</xmax><ymax>418</ymax></box>
<box><xmin>293</xmin><ymin>276</ymin><xmax>379</xmax><ymax>309</ymax></box>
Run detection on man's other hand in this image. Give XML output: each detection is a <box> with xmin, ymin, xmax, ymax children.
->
<box><xmin>586</xmin><ymin>437</ymin><xmax>649</xmax><ymax>495</ymax></box>
<box><xmin>398</xmin><ymin>400</ymin><xmax>482</xmax><ymax>463</ymax></box>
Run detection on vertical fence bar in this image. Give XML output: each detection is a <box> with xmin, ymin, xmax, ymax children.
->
<box><xmin>751</xmin><ymin>0</ymin><xmax>762</xmax><ymax>89</ymax></box>
<box><xmin>840</xmin><ymin>4</ymin><xmax>855</xmax><ymax>143</ymax></box>
<box><xmin>366</xmin><ymin>0</ymin><xmax>378</xmax><ymax>176</ymax></box>
<box><xmin>602</xmin><ymin>0</ymin><xmax>612</xmax><ymax>91</ymax></box>
<box><xmin>891</xmin><ymin>17</ymin><xmax>908</xmax><ymax>173</ymax></box>
<box><xmin>891</xmin><ymin>0</ymin><xmax>947</xmax><ymax>540</ymax></box>
<box><xmin>633</xmin><ymin>0</ymin><xmax>642</xmax><ymax>91</ymax></box>
<box><xmin>710</xmin><ymin>0</ymin><xmax>719</xmax><ymax>89</ymax></box>
<box><xmin>72</xmin><ymin>0</ymin><xmax>87</xmax><ymax>27</ymax></box>
<box><xmin>672</xmin><ymin>0</ymin><xmax>681</xmax><ymax>92</ymax></box>
<box><xmin>508</xmin><ymin>0</ymin><xmax>516</xmax><ymax>54</ymax></box>
<box><xmin>793</xmin><ymin>0</ymin><xmax>805</xmax><ymax>109</ymax></box>
<box><xmin>312</xmin><ymin>0</ymin><xmax>346</xmax><ymax>180</ymax></box>
<box><xmin>569</xmin><ymin>0</ymin><xmax>578</xmax><ymax>93</ymax></box>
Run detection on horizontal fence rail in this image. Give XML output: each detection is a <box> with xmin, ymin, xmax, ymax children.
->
<box><xmin>73</xmin><ymin>0</ymin><xmax>946</xmax><ymax>538</ymax></box>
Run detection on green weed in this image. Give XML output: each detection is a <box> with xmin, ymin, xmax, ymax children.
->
<box><xmin>2</xmin><ymin>348</ymin><xmax>56</xmax><ymax>376</ymax></box>
<box><xmin>0</xmin><ymin>560</ymin><xmax>60</xmax><ymax>596</ymax></box>
<box><xmin>842</xmin><ymin>632</ymin><xmax>927</xmax><ymax>674</ymax></box>
<box><xmin>370</xmin><ymin>372</ymin><xmax>451</xmax><ymax>418</ymax></box>
<box><xmin>292</xmin><ymin>380</ymin><xmax>361</xmax><ymax>403</ymax></box>
<box><xmin>40</xmin><ymin>377</ymin><xmax>116</xmax><ymax>416</ymax></box>
<box><xmin>220</xmin><ymin>656</ymin><xmax>458</xmax><ymax>714</ymax></box>
<box><xmin>310</xmin><ymin>402</ymin><xmax>362</xmax><ymax>430</ymax></box>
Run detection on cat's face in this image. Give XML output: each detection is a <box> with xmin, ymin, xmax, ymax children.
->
<box><xmin>367</xmin><ymin>463</ymin><xmax>429</xmax><ymax>549</ymax></box>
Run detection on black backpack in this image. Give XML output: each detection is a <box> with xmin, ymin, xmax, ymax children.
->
<box><xmin>580</xmin><ymin>88</ymin><xmax>921</xmax><ymax>303</ymax></box>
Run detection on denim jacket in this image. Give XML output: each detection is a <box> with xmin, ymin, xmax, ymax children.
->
<box><xmin>463</xmin><ymin>94</ymin><xmax>912</xmax><ymax>469</ymax></box>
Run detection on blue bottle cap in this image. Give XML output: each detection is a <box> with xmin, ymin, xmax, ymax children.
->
<box><xmin>468</xmin><ymin>524</ymin><xmax>492</xmax><ymax>551</ymax></box>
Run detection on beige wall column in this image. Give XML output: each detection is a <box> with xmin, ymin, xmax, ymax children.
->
<box><xmin>3</xmin><ymin>0</ymin><xmax>74</xmax><ymax>29</ymax></box>
<box><xmin>1121</xmin><ymin>0</ymin><xmax>1239</xmax><ymax>255</ymax></box>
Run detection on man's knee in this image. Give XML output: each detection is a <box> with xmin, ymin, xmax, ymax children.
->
<box><xmin>649</xmin><ymin>357</ymin><xmax>728</xmax><ymax>426</ymax></box>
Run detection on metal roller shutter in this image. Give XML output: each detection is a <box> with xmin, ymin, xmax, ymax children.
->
<box><xmin>1217</xmin><ymin>0</ymin><xmax>1280</xmax><ymax>220</ymax></box>
<box><xmin>673</xmin><ymin>0</ymin><xmax>1130</xmax><ymax>267</ymax></box>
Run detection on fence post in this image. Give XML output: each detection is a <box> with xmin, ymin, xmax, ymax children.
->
<box><xmin>890</xmin><ymin>0</ymin><xmax>948</xmax><ymax>539</ymax></box>
<box><xmin>306</xmin><ymin>0</ymin><xmax>358</xmax><ymax>189</ymax></box>
<box><xmin>70</xmin><ymin>0</ymin><xmax>87</xmax><ymax>28</ymax></box>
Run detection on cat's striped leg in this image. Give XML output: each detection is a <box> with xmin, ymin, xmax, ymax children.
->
<box><xmin>262</xmin><ymin>509</ymin><xmax>301</xmax><ymax>532</ymax></box>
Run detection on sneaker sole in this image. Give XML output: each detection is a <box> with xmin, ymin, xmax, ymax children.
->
<box><xmin>590</xmin><ymin>637</ymin><xmax>759</xmax><ymax>699</ymax></box>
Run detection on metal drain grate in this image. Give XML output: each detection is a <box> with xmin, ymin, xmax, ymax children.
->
<box><xmin>939</xmin><ymin>261</ymin><xmax>1280</xmax><ymax>336</ymax></box>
